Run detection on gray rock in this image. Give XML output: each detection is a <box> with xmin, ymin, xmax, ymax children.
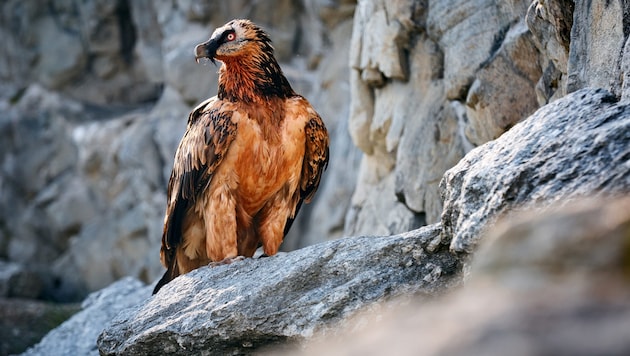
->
<box><xmin>440</xmin><ymin>88</ymin><xmax>630</xmax><ymax>254</ymax></box>
<box><xmin>346</xmin><ymin>0</ymin><xmax>546</xmax><ymax>236</ymax></box>
<box><xmin>162</xmin><ymin>25</ymin><xmax>219</xmax><ymax>105</ymax></box>
<box><xmin>464</xmin><ymin>22</ymin><xmax>541</xmax><ymax>145</ymax></box>
<box><xmin>0</xmin><ymin>84</ymin><xmax>168</xmax><ymax>301</ymax></box>
<box><xmin>567</xmin><ymin>0</ymin><xmax>626</xmax><ymax>97</ymax></box>
<box><xmin>0</xmin><ymin>261</ymin><xmax>42</xmax><ymax>299</ymax></box>
<box><xmin>393</xmin><ymin>41</ymin><xmax>467</xmax><ymax>223</ymax></box>
<box><xmin>346</xmin><ymin>166</ymin><xmax>426</xmax><ymax>237</ymax></box>
<box><xmin>525</xmin><ymin>0</ymin><xmax>573</xmax><ymax>104</ymax></box>
<box><xmin>0</xmin><ymin>298</ymin><xmax>79</xmax><ymax>356</ymax></box>
<box><xmin>33</xmin><ymin>17</ymin><xmax>86</xmax><ymax>89</ymax></box>
<box><xmin>347</xmin><ymin>0</ymin><xmax>439</xmax><ymax>234</ymax></box>
<box><xmin>294</xmin><ymin>197</ymin><xmax>630</xmax><ymax>356</ymax></box>
<box><xmin>0</xmin><ymin>0</ymin><xmax>162</xmax><ymax>105</ymax></box>
<box><xmin>621</xmin><ymin>34</ymin><xmax>630</xmax><ymax>103</ymax></box>
<box><xmin>0</xmin><ymin>85</ymin><xmax>83</xmax><ymax>272</ymax></box>
<box><xmin>22</xmin><ymin>277</ymin><xmax>151</xmax><ymax>356</ymax></box>
<box><xmin>50</xmin><ymin>112</ymin><xmax>167</xmax><ymax>296</ymax></box>
<box><xmin>97</xmin><ymin>225</ymin><xmax>461</xmax><ymax>355</ymax></box>
<box><xmin>129</xmin><ymin>0</ymin><xmax>164</xmax><ymax>84</ymax></box>
<box><xmin>426</xmin><ymin>0</ymin><xmax>516</xmax><ymax>100</ymax></box>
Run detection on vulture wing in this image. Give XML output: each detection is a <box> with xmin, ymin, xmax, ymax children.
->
<box><xmin>154</xmin><ymin>97</ymin><xmax>237</xmax><ymax>294</ymax></box>
<box><xmin>283</xmin><ymin>106</ymin><xmax>329</xmax><ymax>236</ymax></box>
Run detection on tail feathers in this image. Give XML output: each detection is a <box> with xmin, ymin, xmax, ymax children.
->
<box><xmin>283</xmin><ymin>199</ymin><xmax>304</xmax><ymax>237</ymax></box>
<box><xmin>152</xmin><ymin>256</ymin><xmax>178</xmax><ymax>295</ymax></box>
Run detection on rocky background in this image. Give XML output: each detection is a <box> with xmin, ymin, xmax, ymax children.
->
<box><xmin>1</xmin><ymin>0</ymin><xmax>630</xmax><ymax>355</ymax></box>
<box><xmin>0</xmin><ymin>0</ymin><xmax>357</xmax><ymax>304</ymax></box>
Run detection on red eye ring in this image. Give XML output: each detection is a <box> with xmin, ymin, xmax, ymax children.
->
<box><xmin>226</xmin><ymin>33</ymin><xmax>236</xmax><ymax>41</ymax></box>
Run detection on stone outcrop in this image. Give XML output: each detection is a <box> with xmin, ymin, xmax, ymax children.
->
<box><xmin>4</xmin><ymin>0</ymin><xmax>630</xmax><ymax>354</ymax></box>
<box><xmin>346</xmin><ymin>0</ymin><xmax>630</xmax><ymax>238</ymax></box>
<box><xmin>22</xmin><ymin>86</ymin><xmax>630</xmax><ymax>355</ymax></box>
<box><xmin>96</xmin><ymin>226</ymin><xmax>459</xmax><ymax>355</ymax></box>
<box><xmin>296</xmin><ymin>197</ymin><xmax>630</xmax><ymax>356</ymax></box>
<box><xmin>441</xmin><ymin>88</ymin><xmax>630</xmax><ymax>255</ymax></box>
<box><xmin>0</xmin><ymin>0</ymin><xmax>357</xmax><ymax>301</ymax></box>
<box><xmin>345</xmin><ymin>0</ymin><xmax>542</xmax><ymax>236</ymax></box>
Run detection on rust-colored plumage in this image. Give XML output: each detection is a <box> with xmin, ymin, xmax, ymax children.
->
<box><xmin>153</xmin><ymin>19</ymin><xmax>329</xmax><ymax>294</ymax></box>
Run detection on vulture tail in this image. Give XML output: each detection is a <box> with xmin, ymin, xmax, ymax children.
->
<box><xmin>152</xmin><ymin>254</ymin><xmax>178</xmax><ymax>295</ymax></box>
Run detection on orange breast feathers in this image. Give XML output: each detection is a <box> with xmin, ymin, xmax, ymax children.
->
<box><xmin>154</xmin><ymin>96</ymin><xmax>329</xmax><ymax>294</ymax></box>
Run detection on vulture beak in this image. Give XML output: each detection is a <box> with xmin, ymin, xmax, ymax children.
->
<box><xmin>194</xmin><ymin>38</ymin><xmax>220</xmax><ymax>64</ymax></box>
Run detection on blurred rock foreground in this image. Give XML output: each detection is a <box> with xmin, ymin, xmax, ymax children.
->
<box><xmin>0</xmin><ymin>0</ymin><xmax>628</xmax><ymax>355</ymax></box>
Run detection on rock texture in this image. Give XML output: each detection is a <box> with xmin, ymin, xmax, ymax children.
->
<box><xmin>346</xmin><ymin>0</ymin><xmax>541</xmax><ymax>236</ymax></box>
<box><xmin>0</xmin><ymin>0</ymin><xmax>161</xmax><ymax>105</ymax></box>
<box><xmin>90</xmin><ymin>86</ymin><xmax>630</xmax><ymax>355</ymax></box>
<box><xmin>567</xmin><ymin>0</ymin><xmax>627</xmax><ymax>96</ymax></box>
<box><xmin>346</xmin><ymin>0</ymin><xmax>630</xmax><ymax>237</ymax></box>
<box><xmin>296</xmin><ymin>197</ymin><xmax>630</xmax><ymax>356</ymax></box>
<box><xmin>0</xmin><ymin>298</ymin><xmax>79</xmax><ymax>355</ymax></box>
<box><xmin>0</xmin><ymin>0</ymin><xmax>357</xmax><ymax>301</ymax></box>
<box><xmin>96</xmin><ymin>225</ymin><xmax>460</xmax><ymax>355</ymax></box>
<box><xmin>440</xmin><ymin>88</ymin><xmax>630</xmax><ymax>255</ymax></box>
<box><xmin>22</xmin><ymin>277</ymin><xmax>151</xmax><ymax>356</ymax></box>
<box><xmin>5</xmin><ymin>1</ymin><xmax>630</xmax><ymax>354</ymax></box>
<box><xmin>27</xmin><ymin>84</ymin><xmax>630</xmax><ymax>356</ymax></box>
<box><xmin>526</xmin><ymin>0</ymin><xmax>573</xmax><ymax>103</ymax></box>
<box><xmin>0</xmin><ymin>84</ymin><xmax>167</xmax><ymax>301</ymax></box>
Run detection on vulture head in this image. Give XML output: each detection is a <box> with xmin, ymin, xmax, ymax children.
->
<box><xmin>194</xmin><ymin>19</ymin><xmax>272</xmax><ymax>65</ymax></box>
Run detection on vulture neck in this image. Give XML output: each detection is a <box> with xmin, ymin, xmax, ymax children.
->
<box><xmin>217</xmin><ymin>54</ymin><xmax>295</xmax><ymax>104</ymax></box>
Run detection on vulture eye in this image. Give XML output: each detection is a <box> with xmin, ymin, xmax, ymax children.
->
<box><xmin>226</xmin><ymin>32</ymin><xmax>236</xmax><ymax>42</ymax></box>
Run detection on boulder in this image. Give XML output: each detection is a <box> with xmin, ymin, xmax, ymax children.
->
<box><xmin>346</xmin><ymin>0</ymin><xmax>543</xmax><ymax>235</ymax></box>
<box><xmin>294</xmin><ymin>197</ymin><xmax>630</xmax><ymax>356</ymax></box>
<box><xmin>525</xmin><ymin>0</ymin><xmax>573</xmax><ymax>104</ymax></box>
<box><xmin>567</xmin><ymin>0</ymin><xmax>626</xmax><ymax>96</ymax></box>
<box><xmin>440</xmin><ymin>88</ymin><xmax>630</xmax><ymax>255</ymax></box>
<box><xmin>464</xmin><ymin>21</ymin><xmax>541</xmax><ymax>145</ymax></box>
<box><xmin>97</xmin><ymin>225</ymin><xmax>460</xmax><ymax>355</ymax></box>
<box><xmin>22</xmin><ymin>277</ymin><xmax>150</xmax><ymax>356</ymax></box>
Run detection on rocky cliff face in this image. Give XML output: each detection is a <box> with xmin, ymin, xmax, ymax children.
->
<box><xmin>344</xmin><ymin>0</ymin><xmax>630</xmax><ymax>237</ymax></box>
<box><xmin>0</xmin><ymin>0</ymin><xmax>357</xmax><ymax>302</ymax></box>
<box><xmin>345</xmin><ymin>0</ymin><xmax>539</xmax><ymax>235</ymax></box>
<box><xmin>3</xmin><ymin>0</ymin><xmax>630</xmax><ymax>354</ymax></box>
<box><xmin>23</xmin><ymin>87</ymin><xmax>630</xmax><ymax>356</ymax></box>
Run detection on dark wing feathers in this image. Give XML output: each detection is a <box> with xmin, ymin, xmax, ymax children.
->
<box><xmin>155</xmin><ymin>100</ymin><xmax>235</xmax><ymax>294</ymax></box>
<box><xmin>301</xmin><ymin>114</ymin><xmax>329</xmax><ymax>202</ymax></box>
<box><xmin>283</xmin><ymin>112</ymin><xmax>329</xmax><ymax>237</ymax></box>
<box><xmin>161</xmin><ymin>99</ymin><xmax>237</xmax><ymax>255</ymax></box>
